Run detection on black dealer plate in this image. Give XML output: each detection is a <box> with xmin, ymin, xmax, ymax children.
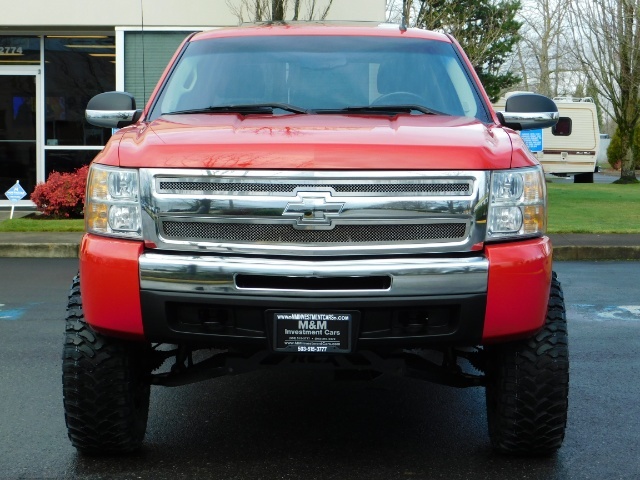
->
<box><xmin>273</xmin><ymin>312</ymin><xmax>353</xmax><ymax>353</ymax></box>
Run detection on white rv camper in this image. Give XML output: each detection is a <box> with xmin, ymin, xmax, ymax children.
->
<box><xmin>495</xmin><ymin>95</ymin><xmax>601</xmax><ymax>182</ymax></box>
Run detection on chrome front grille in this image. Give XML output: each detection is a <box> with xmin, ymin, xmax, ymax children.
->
<box><xmin>140</xmin><ymin>169</ymin><xmax>489</xmax><ymax>256</ymax></box>
<box><xmin>158</xmin><ymin>181</ymin><xmax>472</xmax><ymax>195</ymax></box>
<box><xmin>161</xmin><ymin>221</ymin><xmax>467</xmax><ymax>244</ymax></box>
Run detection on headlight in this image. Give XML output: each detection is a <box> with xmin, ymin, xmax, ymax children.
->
<box><xmin>85</xmin><ymin>164</ymin><xmax>142</xmax><ymax>239</ymax></box>
<box><xmin>487</xmin><ymin>166</ymin><xmax>546</xmax><ymax>240</ymax></box>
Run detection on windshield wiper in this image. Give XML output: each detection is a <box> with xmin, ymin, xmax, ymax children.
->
<box><xmin>314</xmin><ymin>105</ymin><xmax>445</xmax><ymax>116</ymax></box>
<box><xmin>164</xmin><ymin>103</ymin><xmax>308</xmax><ymax>115</ymax></box>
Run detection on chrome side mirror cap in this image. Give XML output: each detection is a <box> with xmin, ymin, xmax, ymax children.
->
<box><xmin>496</xmin><ymin>93</ymin><xmax>559</xmax><ymax>131</ymax></box>
<box><xmin>86</xmin><ymin>91</ymin><xmax>143</xmax><ymax>128</ymax></box>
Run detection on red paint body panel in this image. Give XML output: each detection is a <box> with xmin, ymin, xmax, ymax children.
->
<box><xmin>111</xmin><ymin>115</ymin><xmax>517</xmax><ymax>171</ymax></box>
<box><xmin>483</xmin><ymin>237</ymin><xmax>553</xmax><ymax>342</ymax></box>
<box><xmin>79</xmin><ymin>234</ymin><xmax>145</xmax><ymax>340</ymax></box>
<box><xmin>191</xmin><ymin>25</ymin><xmax>453</xmax><ymax>43</ymax></box>
<box><xmin>90</xmin><ymin>129</ymin><xmax>123</xmax><ymax>167</ymax></box>
<box><xmin>507</xmin><ymin>131</ymin><xmax>542</xmax><ymax>168</ymax></box>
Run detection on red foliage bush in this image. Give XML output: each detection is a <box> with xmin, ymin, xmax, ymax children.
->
<box><xmin>30</xmin><ymin>165</ymin><xmax>89</xmax><ymax>218</ymax></box>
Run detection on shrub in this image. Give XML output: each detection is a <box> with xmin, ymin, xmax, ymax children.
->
<box><xmin>608</xmin><ymin>127</ymin><xmax>640</xmax><ymax>170</ymax></box>
<box><xmin>30</xmin><ymin>165</ymin><xmax>89</xmax><ymax>218</ymax></box>
<box><xmin>607</xmin><ymin>129</ymin><xmax>623</xmax><ymax>170</ymax></box>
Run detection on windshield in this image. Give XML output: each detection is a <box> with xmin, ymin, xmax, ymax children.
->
<box><xmin>149</xmin><ymin>35</ymin><xmax>489</xmax><ymax>121</ymax></box>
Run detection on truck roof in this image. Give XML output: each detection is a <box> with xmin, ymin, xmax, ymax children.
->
<box><xmin>190</xmin><ymin>23</ymin><xmax>452</xmax><ymax>43</ymax></box>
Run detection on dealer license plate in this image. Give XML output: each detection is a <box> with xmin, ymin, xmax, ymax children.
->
<box><xmin>273</xmin><ymin>312</ymin><xmax>353</xmax><ymax>354</ymax></box>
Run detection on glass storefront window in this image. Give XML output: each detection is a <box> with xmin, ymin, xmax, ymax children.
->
<box><xmin>45</xmin><ymin>150</ymin><xmax>98</xmax><ymax>177</ymax></box>
<box><xmin>44</xmin><ymin>36</ymin><xmax>115</xmax><ymax>147</ymax></box>
<box><xmin>0</xmin><ymin>74</ymin><xmax>37</xmax><ymax>195</ymax></box>
<box><xmin>0</xmin><ymin>36</ymin><xmax>40</xmax><ymax>66</ymax></box>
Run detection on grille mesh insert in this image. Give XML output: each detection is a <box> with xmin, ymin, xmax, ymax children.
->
<box><xmin>158</xmin><ymin>181</ymin><xmax>471</xmax><ymax>195</ymax></box>
<box><xmin>162</xmin><ymin>221</ymin><xmax>467</xmax><ymax>244</ymax></box>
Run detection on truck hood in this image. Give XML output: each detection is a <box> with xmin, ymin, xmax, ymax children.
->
<box><xmin>115</xmin><ymin>114</ymin><xmax>515</xmax><ymax>170</ymax></box>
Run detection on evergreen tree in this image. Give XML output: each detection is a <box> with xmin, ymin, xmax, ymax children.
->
<box><xmin>412</xmin><ymin>0</ymin><xmax>522</xmax><ymax>102</ymax></box>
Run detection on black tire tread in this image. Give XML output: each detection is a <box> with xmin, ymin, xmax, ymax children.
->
<box><xmin>62</xmin><ymin>274</ymin><xmax>150</xmax><ymax>454</ymax></box>
<box><xmin>486</xmin><ymin>271</ymin><xmax>569</xmax><ymax>455</ymax></box>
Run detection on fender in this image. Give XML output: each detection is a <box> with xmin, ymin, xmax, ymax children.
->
<box><xmin>483</xmin><ymin>237</ymin><xmax>553</xmax><ymax>342</ymax></box>
<box><xmin>79</xmin><ymin>234</ymin><xmax>145</xmax><ymax>339</ymax></box>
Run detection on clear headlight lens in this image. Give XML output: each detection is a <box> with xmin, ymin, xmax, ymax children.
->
<box><xmin>85</xmin><ymin>164</ymin><xmax>142</xmax><ymax>239</ymax></box>
<box><xmin>487</xmin><ymin>166</ymin><xmax>546</xmax><ymax>240</ymax></box>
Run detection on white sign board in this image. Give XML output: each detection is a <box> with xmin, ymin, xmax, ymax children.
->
<box><xmin>5</xmin><ymin>181</ymin><xmax>27</xmax><ymax>202</ymax></box>
<box><xmin>4</xmin><ymin>180</ymin><xmax>27</xmax><ymax>219</ymax></box>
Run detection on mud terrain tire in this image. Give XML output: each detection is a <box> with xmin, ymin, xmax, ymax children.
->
<box><xmin>62</xmin><ymin>275</ymin><xmax>151</xmax><ymax>454</ymax></box>
<box><xmin>485</xmin><ymin>271</ymin><xmax>569</xmax><ymax>455</ymax></box>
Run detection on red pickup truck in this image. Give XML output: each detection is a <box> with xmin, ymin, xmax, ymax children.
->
<box><xmin>63</xmin><ymin>23</ymin><xmax>568</xmax><ymax>456</ymax></box>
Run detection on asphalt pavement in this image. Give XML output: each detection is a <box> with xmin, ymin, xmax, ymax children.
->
<box><xmin>1</xmin><ymin>259</ymin><xmax>639</xmax><ymax>479</ymax></box>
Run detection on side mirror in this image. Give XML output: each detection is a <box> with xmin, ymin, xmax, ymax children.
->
<box><xmin>496</xmin><ymin>93</ymin><xmax>559</xmax><ymax>131</ymax></box>
<box><xmin>86</xmin><ymin>91</ymin><xmax>143</xmax><ymax>128</ymax></box>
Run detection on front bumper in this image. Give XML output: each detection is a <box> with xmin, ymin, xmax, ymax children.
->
<box><xmin>79</xmin><ymin>234</ymin><xmax>552</xmax><ymax>345</ymax></box>
<box><xmin>138</xmin><ymin>254</ymin><xmax>488</xmax><ymax>297</ymax></box>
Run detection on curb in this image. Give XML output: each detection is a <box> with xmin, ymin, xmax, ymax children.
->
<box><xmin>0</xmin><ymin>243</ymin><xmax>639</xmax><ymax>261</ymax></box>
<box><xmin>552</xmin><ymin>246</ymin><xmax>640</xmax><ymax>261</ymax></box>
<box><xmin>0</xmin><ymin>243</ymin><xmax>80</xmax><ymax>259</ymax></box>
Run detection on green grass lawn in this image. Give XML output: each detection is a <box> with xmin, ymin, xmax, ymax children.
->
<box><xmin>0</xmin><ymin>217</ymin><xmax>84</xmax><ymax>232</ymax></box>
<box><xmin>547</xmin><ymin>183</ymin><xmax>640</xmax><ymax>233</ymax></box>
<box><xmin>0</xmin><ymin>183</ymin><xmax>638</xmax><ymax>234</ymax></box>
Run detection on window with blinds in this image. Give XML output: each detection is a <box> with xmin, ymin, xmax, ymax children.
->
<box><xmin>124</xmin><ymin>31</ymin><xmax>194</xmax><ymax>108</ymax></box>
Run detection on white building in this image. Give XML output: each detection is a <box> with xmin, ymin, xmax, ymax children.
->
<box><xmin>1</xmin><ymin>0</ymin><xmax>386</xmax><ymax>206</ymax></box>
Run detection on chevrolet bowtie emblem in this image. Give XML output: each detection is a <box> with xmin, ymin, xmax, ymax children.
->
<box><xmin>283</xmin><ymin>193</ymin><xmax>345</xmax><ymax>226</ymax></box>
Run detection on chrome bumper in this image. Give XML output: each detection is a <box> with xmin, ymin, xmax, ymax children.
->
<box><xmin>139</xmin><ymin>253</ymin><xmax>488</xmax><ymax>298</ymax></box>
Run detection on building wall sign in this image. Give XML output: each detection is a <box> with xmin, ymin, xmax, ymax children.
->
<box><xmin>0</xmin><ymin>37</ymin><xmax>41</xmax><ymax>66</ymax></box>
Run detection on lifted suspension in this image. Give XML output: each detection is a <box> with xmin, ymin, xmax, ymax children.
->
<box><xmin>148</xmin><ymin>345</ymin><xmax>486</xmax><ymax>388</ymax></box>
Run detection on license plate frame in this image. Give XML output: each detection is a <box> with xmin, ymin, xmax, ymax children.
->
<box><xmin>271</xmin><ymin>311</ymin><xmax>354</xmax><ymax>354</ymax></box>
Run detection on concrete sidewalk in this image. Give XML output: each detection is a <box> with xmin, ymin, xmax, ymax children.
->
<box><xmin>0</xmin><ymin>231</ymin><xmax>83</xmax><ymax>258</ymax></box>
<box><xmin>550</xmin><ymin>234</ymin><xmax>640</xmax><ymax>261</ymax></box>
<box><xmin>0</xmin><ymin>208</ymin><xmax>83</xmax><ymax>258</ymax></box>
<box><xmin>0</xmin><ymin>230</ymin><xmax>638</xmax><ymax>260</ymax></box>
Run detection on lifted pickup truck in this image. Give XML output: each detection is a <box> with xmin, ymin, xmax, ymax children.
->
<box><xmin>63</xmin><ymin>23</ymin><xmax>568</xmax><ymax>456</ymax></box>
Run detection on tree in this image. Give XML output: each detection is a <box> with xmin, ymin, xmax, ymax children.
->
<box><xmin>228</xmin><ymin>0</ymin><xmax>334</xmax><ymax>22</ymax></box>
<box><xmin>511</xmin><ymin>0</ymin><xmax>579</xmax><ymax>98</ymax></box>
<box><xmin>570</xmin><ymin>0</ymin><xmax>640</xmax><ymax>183</ymax></box>
<box><xmin>387</xmin><ymin>0</ymin><xmax>522</xmax><ymax>102</ymax></box>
